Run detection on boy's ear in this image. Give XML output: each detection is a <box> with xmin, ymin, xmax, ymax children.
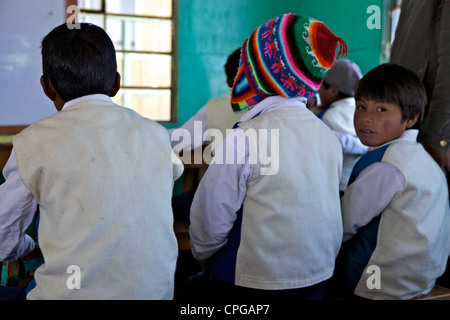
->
<box><xmin>109</xmin><ymin>72</ymin><xmax>121</xmax><ymax>97</ymax></box>
<box><xmin>406</xmin><ymin>113</ymin><xmax>420</xmax><ymax>128</ymax></box>
<box><xmin>40</xmin><ymin>75</ymin><xmax>57</xmax><ymax>101</ymax></box>
<box><xmin>40</xmin><ymin>75</ymin><xmax>66</xmax><ymax>111</ymax></box>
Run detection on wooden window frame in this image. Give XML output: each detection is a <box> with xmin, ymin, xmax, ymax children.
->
<box><xmin>66</xmin><ymin>0</ymin><xmax>177</xmax><ymax>123</ymax></box>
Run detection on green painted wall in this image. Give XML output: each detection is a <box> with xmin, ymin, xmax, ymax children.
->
<box><xmin>166</xmin><ymin>0</ymin><xmax>384</xmax><ymax>129</ymax></box>
<box><xmin>296</xmin><ymin>0</ymin><xmax>385</xmax><ymax>75</ymax></box>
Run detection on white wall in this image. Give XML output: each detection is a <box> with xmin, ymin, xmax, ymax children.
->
<box><xmin>0</xmin><ymin>0</ymin><xmax>66</xmax><ymax>125</ymax></box>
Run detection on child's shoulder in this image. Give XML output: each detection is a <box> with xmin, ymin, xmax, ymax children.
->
<box><xmin>385</xmin><ymin>139</ymin><xmax>424</xmax><ymax>156</ymax></box>
<box><xmin>383</xmin><ymin>140</ymin><xmax>442</xmax><ymax>176</ymax></box>
<box><xmin>352</xmin><ymin>141</ymin><xmax>422</xmax><ymax>177</ymax></box>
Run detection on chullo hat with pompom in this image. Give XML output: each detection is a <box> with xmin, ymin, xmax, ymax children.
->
<box><xmin>231</xmin><ymin>13</ymin><xmax>348</xmax><ymax>112</ymax></box>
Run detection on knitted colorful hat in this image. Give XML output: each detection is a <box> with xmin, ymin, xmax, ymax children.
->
<box><xmin>230</xmin><ymin>13</ymin><xmax>347</xmax><ymax>112</ymax></box>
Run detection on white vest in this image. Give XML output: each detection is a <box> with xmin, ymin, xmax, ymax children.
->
<box><xmin>321</xmin><ymin>98</ymin><xmax>362</xmax><ymax>190</ymax></box>
<box><xmin>13</xmin><ymin>99</ymin><xmax>183</xmax><ymax>299</ymax></box>
<box><xmin>354</xmin><ymin>141</ymin><xmax>450</xmax><ymax>299</ymax></box>
<box><xmin>235</xmin><ymin>107</ymin><xmax>343</xmax><ymax>289</ymax></box>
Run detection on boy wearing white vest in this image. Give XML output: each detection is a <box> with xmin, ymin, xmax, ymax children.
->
<box><xmin>0</xmin><ymin>23</ymin><xmax>183</xmax><ymax>299</ymax></box>
<box><xmin>338</xmin><ymin>63</ymin><xmax>450</xmax><ymax>300</ymax></box>
<box><xmin>187</xmin><ymin>14</ymin><xmax>347</xmax><ymax>300</ymax></box>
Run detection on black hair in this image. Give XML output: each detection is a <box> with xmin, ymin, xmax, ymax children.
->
<box><xmin>41</xmin><ymin>23</ymin><xmax>117</xmax><ymax>102</ymax></box>
<box><xmin>322</xmin><ymin>80</ymin><xmax>353</xmax><ymax>100</ymax></box>
<box><xmin>224</xmin><ymin>48</ymin><xmax>242</xmax><ymax>88</ymax></box>
<box><xmin>355</xmin><ymin>63</ymin><xmax>427</xmax><ymax>128</ymax></box>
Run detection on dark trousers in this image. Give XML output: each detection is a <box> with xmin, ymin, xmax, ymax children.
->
<box><xmin>0</xmin><ymin>285</ymin><xmax>27</xmax><ymax>300</ymax></box>
<box><xmin>181</xmin><ymin>271</ymin><xmax>328</xmax><ymax>301</ymax></box>
<box><xmin>437</xmin><ymin>256</ymin><xmax>450</xmax><ymax>288</ymax></box>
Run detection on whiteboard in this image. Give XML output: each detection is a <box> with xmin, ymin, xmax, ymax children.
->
<box><xmin>0</xmin><ymin>0</ymin><xmax>65</xmax><ymax>125</ymax></box>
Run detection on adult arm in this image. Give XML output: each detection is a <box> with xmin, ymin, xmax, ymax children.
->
<box><xmin>418</xmin><ymin>0</ymin><xmax>450</xmax><ymax>172</ymax></box>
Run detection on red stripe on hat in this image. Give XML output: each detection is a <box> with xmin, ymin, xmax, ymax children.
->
<box><xmin>310</xmin><ymin>22</ymin><xmax>340</xmax><ymax>69</ymax></box>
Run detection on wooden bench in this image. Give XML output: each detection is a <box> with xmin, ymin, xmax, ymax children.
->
<box><xmin>414</xmin><ymin>285</ymin><xmax>450</xmax><ymax>300</ymax></box>
<box><xmin>174</xmin><ymin>220</ymin><xmax>191</xmax><ymax>251</ymax></box>
<box><xmin>173</xmin><ymin>146</ymin><xmax>210</xmax><ymax>251</ymax></box>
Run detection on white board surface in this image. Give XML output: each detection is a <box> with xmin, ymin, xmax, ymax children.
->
<box><xmin>0</xmin><ymin>0</ymin><xmax>65</xmax><ymax>125</ymax></box>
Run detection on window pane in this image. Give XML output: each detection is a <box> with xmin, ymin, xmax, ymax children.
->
<box><xmin>79</xmin><ymin>13</ymin><xmax>104</xmax><ymax>29</ymax></box>
<box><xmin>106</xmin><ymin>0</ymin><xmax>172</xmax><ymax>17</ymax></box>
<box><xmin>105</xmin><ymin>16</ymin><xmax>171</xmax><ymax>52</ymax></box>
<box><xmin>118</xmin><ymin>53</ymin><xmax>171</xmax><ymax>88</ymax></box>
<box><xmin>79</xmin><ymin>0</ymin><xmax>175</xmax><ymax>122</ymax></box>
<box><xmin>113</xmin><ymin>88</ymin><xmax>171</xmax><ymax>121</ymax></box>
<box><xmin>79</xmin><ymin>0</ymin><xmax>102</xmax><ymax>11</ymax></box>
<box><xmin>104</xmin><ymin>17</ymin><xmax>124</xmax><ymax>50</ymax></box>
<box><xmin>116</xmin><ymin>52</ymin><xmax>124</xmax><ymax>80</ymax></box>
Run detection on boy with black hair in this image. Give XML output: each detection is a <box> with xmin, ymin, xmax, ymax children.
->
<box><xmin>0</xmin><ymin>23</ymin><xmax>183</xmax><ymax>300</ymax></box>
<box><xmin>338</xmin><ymin>63</ymin><xmax>450</xmax><ymax>300</ymax></box>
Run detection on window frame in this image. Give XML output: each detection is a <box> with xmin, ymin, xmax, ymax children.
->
<box><xmin>76</xmin><ymin>0</ymin><xmax>177</xmax><ymax>123</ymax></box>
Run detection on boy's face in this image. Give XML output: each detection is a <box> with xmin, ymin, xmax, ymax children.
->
<box><xmin>354</xmin><ymin>97</ymin><xmax>416</xmax><ymax>147</ymax></box>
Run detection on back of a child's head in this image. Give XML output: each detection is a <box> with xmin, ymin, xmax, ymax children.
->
<box><xmin>355</xmin><ymin>63</ymin><xmax>427</xmax><ymax>126</ymax></box>
<box><xmin>323</xmin><ymin>59</ymin><xmax>362</xmax><ymax>97</ymax></box>
<box><xmin>225</xmin><ymin>48</ymin><xmax>242</xmax><ymax>88</ymax></box>
<box><xmin>41</xmin><ymin>23</ymin><xmax>117</xmax><ymax>102</ymax></box>
<box><xmin>230</xmin><ymin>13</ymin><xmax>347</xmax><ymax>113</ymax></box>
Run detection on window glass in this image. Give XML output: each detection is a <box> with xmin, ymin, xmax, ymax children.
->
<box><xmin>105</xmin><ymin>0</ymin><xmax>172</xmax><ymax>17</ymax></box>
<box><xmin>79</xmin><ymin>0</ymin><xmax>174</xmax><ymax>122</ymax></box>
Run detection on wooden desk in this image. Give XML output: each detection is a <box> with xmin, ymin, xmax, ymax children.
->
<box><xmin>178</xmin><ymin>146</ymin><xmax>210</xmax><ymax>193</ymax></box>
<box><xmin>0</xmin><ymin>141</ymin><xmax>12</xmax><ymax>172</ymax></box>
<box><xmin>0</xmin><ymin>126</ymin><xmax>28</xmax><ymax>172</ymax></box>
<box><xmin>173</xmin><ymin>146</ymin><xmax>210</xmax><ymax>250</ymax></box>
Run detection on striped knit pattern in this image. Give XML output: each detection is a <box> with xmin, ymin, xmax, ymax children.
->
<box><xmin>231</xmin><ymin>13</ymin><xmax>347</xmax><ymax>112</ymax></box>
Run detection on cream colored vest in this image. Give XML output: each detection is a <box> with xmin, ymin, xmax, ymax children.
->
<box><xmin>321</xmin><ymin>98</ymin><xmax>362</xmax><ymax>190</ymax></box>
<box><xmin>235</xmin><ymin>107</ymin><xmax>343</xmax><ymax>289</ymax></box>
<box><xmin>354</xmin><ymin>141</ymin><xmax>450</xmax><ymax>300</ymax></box>
<box><xmin>13</xmin><ymin>99</ymin><xmax>183</xmax><ymax>299</ymax></box>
